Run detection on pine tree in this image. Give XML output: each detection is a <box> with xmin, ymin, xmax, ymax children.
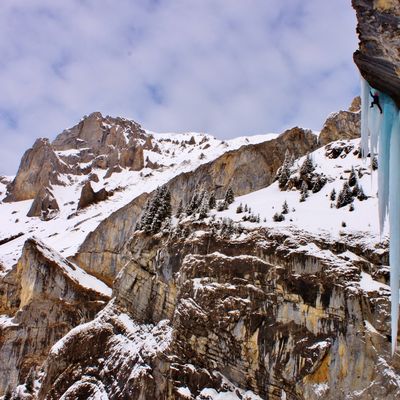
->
<box><xmin>278</xmin><ymin>150</ymin><xmax>293</xmax><ymax>190</ymax></box>
<box><xmin>300</xmin><ymin>154</ymin><xmax>314</xmax><ymax>176</ymax></box>
<box><xmin>299</xmin><ymin>181</ymin><xmax>309</xmax><ymax>202</ymax></box>
<box><xmin>273</xmin><ymin>212</ymin><xmax>285</xmax><ymax>222</ymax></box>
<box><xmin>336</xmin><ymin>182</ymin><xmax>353</xmax><ymax>208</ymax></box>
<box><xmin>208</xmin><ymin>192</ymin><xmax>216</xmax><ymax>209</ymax></box>
<box><xmin>312</xmin><ymin>175</ymin><xmax>326</xmax><ymax>193</ymax></box>
<box><xmin>244</xmin><ymin>204</ymin><xmax>248</xmax><ymax>212</ymax></box>
<box><xmin>330</xmin><ymin>188</ymin><xmax>336</xmax><ymax>201</ymax></box>
<box><xmin>349</xmin><ymin>202</ymin><xmax>355</xmax><ymax>212</ymax></box>
<box><xmin>224</xmin><ymin>187</ymin><xmax>235</xmax><ymax>205</ymax></box>
<box><xmin>236</xmin><ymin>203</ymin><xmax>243</xmax><ymax>213</ymax></box>
<box><xmin>198</xmin><ymin>193</ymin><xmax>210</xmax><ymax>219</ymax></box>
<box><xmin>357</xmin><ymin>185</ymin><xmax>368</xmax><ymax>201</ymax></box>
<box><xmin>282</xmin><ymin>200</ymin><xmax>289</xmax><ymax>214</ymax></box>
<box><xmin>25</xmin><ymin>367</ymin><xmax>35</xmax><ymax>393</ymax></box>
<box><xmin>348</xmin><ymin>166</ymin><xmax>357</xmax><ymax>187</ymax></box>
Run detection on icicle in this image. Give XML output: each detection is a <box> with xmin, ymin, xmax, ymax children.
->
<box><xmin>378</xmin><ymin>95</ymin><xmax>394</xmax><ymax>234</ymax></box>
<box><xmin>389</xmin><ymin>108</ymin><xmax>400</xmax><ymax>355</ymax></box>
<box><xmin>360</xmin><ymin>75</ymin><xmax>400</xmax><ymax>354</ymax></box>
<box><xmin>360</xmin><ymin>77</ymin><xmax>370</xmax><ymax>157</ymax></box>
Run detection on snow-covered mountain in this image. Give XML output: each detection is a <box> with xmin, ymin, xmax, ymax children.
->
<box><xmin>0</xmin><ymin>99</ymin><xmax>398</xmax><ymax>399</ymax></box>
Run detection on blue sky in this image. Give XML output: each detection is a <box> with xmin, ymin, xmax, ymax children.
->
<box><xmin>0</xmin><ymin>0</ymin><xmax>359</xmax><ymax>175</ymax></box>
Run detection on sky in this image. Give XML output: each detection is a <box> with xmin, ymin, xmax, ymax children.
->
<box><xmin>0</xmin><ymin>0</ymin><xmax>360</xmax><ymax>175</ymax></box>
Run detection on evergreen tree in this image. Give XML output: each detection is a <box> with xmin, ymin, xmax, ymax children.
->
<box><xmin>236</xmin><ymin>203</ymin><xmax>243</xmax><ymax>213</ymax></box>
<box><xmin>224</xmin><ymin>187</ymin><xmax>235</xmax><ymax>205</ymax></box>
<box><xmin>208</xmin><ymin>192</ymin><xmax>216</xmax><ymax>209</ymax></box>
<box><xmin>25</xmin><ymin>367</ymin><xmax>35</xmax><ymax>393</ymax></box>
<box><xmin>282</xmin><ymin>200</ymin><xmax>289</xmax><ymax>214</ymax></box>
<box><xmin>244</xmin><ymin>204</ymin><xmax>248</xmax><ymax>212</ymax></box>
<box><xmin>198</xmin><ymin>193</ymin><xmax>210</xmax><ymax>219</ymax></box>
<box><xmin>312</xmin><ymin>175</ymin><xmax>326</xmax><ymax>193</ymax></box>
<box><xmin>357</xmin><ymin>185</ymin><xmax>368</xmax><ymax>201</ymax></box>
<box><xmin>299</xmin><ymin>154</ymin><xmax>314</xmax><ymax>176</ymax></box>
<box><xmin>278</xmin><ymin>150</ymin><xmax>293</xmax><ymax>190</ymax></box>
<box><xmin>217</xmin><ymin>201</ymin><xmax>226</xmax><ymax>212</ymax></box>
<box><xmin>299</xmin><ymin>181</ymin><xmax>309</xmax><ymax>202</ymax></box>
<box><xmin>273</xmin><ymin>212</ymin><xmax>285</xmax><ymax>222</ymax></box>
<box><xmin>330</xmin><ymin>188</ymin><xmax>336</xmax><ymax>201</ymax></box>
<box><xmin>349</xmin><ymin>202</ymin><xmax>355</xmax><ymax>212</ymax></box>
<box><xmin>336</xmin><ymin>182</ymin><xmax>353</xmax><ymax>208</ymax></box>
<box><xmin>348</xmin><ymin>166</ymin><xmax>357</xmax><ymax>187</ymax></box>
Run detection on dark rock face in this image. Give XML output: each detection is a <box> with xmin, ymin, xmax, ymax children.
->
<box><xmin>352</xmin><ymin>0</ymin><xmax>400</xmax><ymax>107</ymax></box>
<box><xmin>37</xmin><ymin>225</ymin><xmax>399</xmax><ymax>399</ymax></box>
<box><xmin>26</xmin><ymin>187</ymin><xmax>60</xmax><ymax>220</ymax></box>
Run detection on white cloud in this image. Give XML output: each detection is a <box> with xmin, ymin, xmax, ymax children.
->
<box><xmin>0</xmin><ymin>0</ymin><xmax>359</xmax><ymax>175</ymax></box>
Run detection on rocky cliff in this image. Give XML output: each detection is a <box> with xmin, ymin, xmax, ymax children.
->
<box><xmin>36</xmin><ymin>222</ymin><xmax>399</xmax><ymax>399</ymax></box>
<box><xmin>352</xmin><ymin>0</ymin><xmax>400</xmax><ymax>106</ymax></box>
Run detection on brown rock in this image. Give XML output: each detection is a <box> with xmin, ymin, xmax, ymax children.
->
<box><xmin>26</xmin><ymin>187</ymin><xmax>60</xmax><ymax>220</ymax></box>
<box><xmin>74</xmin><ymin>128</ymin><xmax>318</xmax><ymax>283</ymax></box>
<box><xmin>349</xmin><ymin>96</ymin><xmax>361</xmax><ymax>112</ymax></box>
<box><xmin>319</xmin><ymin>110</ymin><xmax>360</xmax><ymax>146</ymax></box>
<box><xmin>4</xmin><ymin>139</ymin><xmax>68</xmax><ymax>202</ymax></box>
<box><xmin>0</xmin><ymin>238</ymin><xmax>109</xmax><ymax>395</ymax></box>
<box><xmin>352</xmin><ymin>0</ymin><xmax>400</xmax><ymax>107</ymax></box>
<box><xmin>77</xmin><ymin>181</ymin><xmax>110</xmax><ymax>210</ymax></box>
<box><xmin>119</xmin><ymin>145</ymin><xmax>144</xmax><ymax>170</ymax></box>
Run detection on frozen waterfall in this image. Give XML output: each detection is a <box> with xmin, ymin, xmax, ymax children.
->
<box><xmin>361</xmin><ymin>76</ymin><xmax>400</xmax><ymax>355</ymax></box>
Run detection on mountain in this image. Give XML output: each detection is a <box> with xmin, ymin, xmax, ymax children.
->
<box><xmin>1</xmin><ymin>2</ymin><xmax>400</xmax><ymax>398</ymax></box>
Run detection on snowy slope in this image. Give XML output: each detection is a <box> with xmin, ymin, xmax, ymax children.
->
<box><xmin>208</xmin><ymin>138</ymin><xmax>387</xmax><ymax>243</ymax></box>
<box><xmin>0</xmin><ymin>131</ymin><xmax>277</xmax><ymax>271</ymax></box>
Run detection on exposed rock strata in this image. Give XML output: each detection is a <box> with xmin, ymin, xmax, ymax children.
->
<box><xmin>353</xmin><ymin>0</ymin><xmax>400</xmax><ymax>107</ymax></box>
<box><xmin>77</xmin><ymin>181</ymin><xmax>110</xmax><ymax>210</ymax></box>
<box><xmin>0</xmin><ymin>238</ymin><xmax>110</xmax><ymax>395</ymax></box>
<box><xmin>74</xmin><ymin>127</ymin><xmax>319</xmax><ymax>283</ymax></box>
<box><xmin>38</xmin><ymin>224</ymin><xmax>399</xmax><ymax>399</ymax></box>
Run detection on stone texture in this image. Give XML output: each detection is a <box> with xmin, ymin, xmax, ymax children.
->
<box><xmin>0</xmin><ymin>238</ymin><xmax>109</xmax><ymax>395</ymax></box>
<box><xmin>26</xmin><ymin>187</ymin><xmax>60</xmax><ymax>220</ymax></box>
<box><xmin>37</xmin><ymin>223</ymin><xmax>399</xmax><ymax>399</ymax></box>
<box><xmin>4</xmin><ymin>139</ymin><xmax>68</xmax><ymax>202</ymax></box>
<box><xmin>349</xmin><ymin>96</ymin><xmax>361</xmax><ymax>112</ymax></box>
<box><xmin>352</xmin><ymin>0</ymin><xmax>400</xmax><ymax>107</ymax></box>
<box><xmin>319</xmin><ymin>110</ymin><xmax>360</xmax><ymax>146</ymax></box>
<box><xmin>74</xmin><ymin>128</ymin><xmax>319</xmax><ymax>283</ymax></box>
<box><xmin>77</xmin><ymin>181</ymin><xmax>110</xmax><ymax>210</ymax></box>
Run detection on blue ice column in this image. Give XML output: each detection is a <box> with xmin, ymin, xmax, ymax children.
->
<box><xmin>360</xmin><ymin>76</ymin><xmax>400</xmax><ymax>354</ymax></box>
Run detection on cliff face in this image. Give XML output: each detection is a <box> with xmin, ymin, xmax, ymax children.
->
<box><xmin>0</xmin><ymin>238</ymin><xmax>110</xmax><ymax>394</ymax></box>
<box><xmin>74</xmin><ymin>127</ymin><xmax>318</xmax><ymax>284</ymax></box>
<box><xmin>37</xmin><ymin>224</ymin><xmax>399</xmax><ymax>399</ymax></box>
<box><xmin>353</xmin><ymin>0</ymin><xmax>400</xmax><ymax>106</ymax></box>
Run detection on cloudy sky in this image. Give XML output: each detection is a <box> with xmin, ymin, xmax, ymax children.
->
<box><xmin>0</xmin><ymin>0</ymin><xmax>359</xmax><ymax>175</ymax></box>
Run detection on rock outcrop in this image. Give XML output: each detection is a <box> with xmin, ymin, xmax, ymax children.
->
<box><xmin>352</xmin><ymin>0</ymin><xmax>400</xmax><ymax>107</ymax></box>
<box><xmin>0</xmin><ymin>238</ymin><xmax>110</xmax><ymax>395</ymax></box>
<box><xmin>4</xmin><ymin>112</ymin><xmax>148</xmax><ymax>202</ymax></box>
<box><xmin>26</xmin><ymin>187</ymin><xmax>59</xmax><ymax>220</ymax></box>
<box><xmin>4</xmin><ymin>139</ymin><xmax>67</xmax><ymax>202</ymax></box>
<box><xmin>77</xmin><ymin>181</ymin><xmax>110</xmax><ymax>210</ymax></box>
<box><xmin>318</xmin><ymin>110</ymin><xmax>360</xmax><ymax>146</ymax></box>
<box><xmin>74</xmin><ymin>127</ymin><xmax>319</xmax><ymax>283</ymax></box>
<box><xmin>37</xmin><ymin>222</ymin><xmax>399</xmax><ymax>399</ymax></box>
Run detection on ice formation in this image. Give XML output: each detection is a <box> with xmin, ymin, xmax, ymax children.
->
<box><xmin>361</xmin><ymin>77</ymin><xmax>400</xmax><ymax>354</ymax></box>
